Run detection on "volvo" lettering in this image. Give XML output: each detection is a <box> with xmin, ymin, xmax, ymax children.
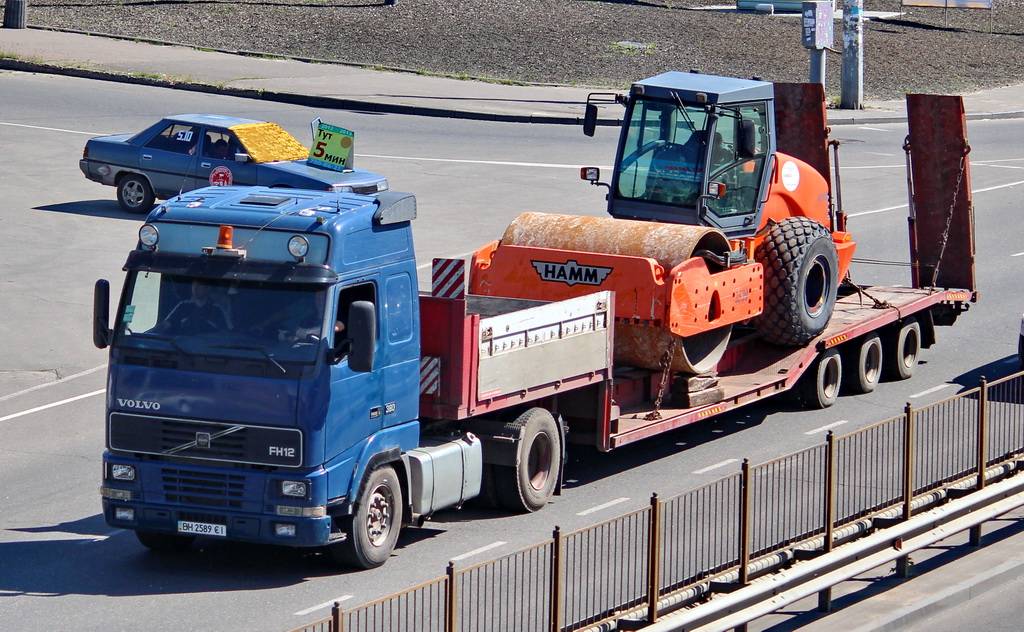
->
<box><xmin>117</xmin><ymin>398</ymin><xmax>161</xmax><ymax>410</ymax></box>
<box><xmin>531</xmin><ymin>260</ymin><xmax>613</xmax><ymax>287</ymax></box>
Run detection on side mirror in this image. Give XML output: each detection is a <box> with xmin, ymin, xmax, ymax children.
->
<box><xmin>233</xmin><ymin>152</ymin><xmax>250</xmax><ymax>163</ymax></box>
<box><xmin>93</xmin><ymin>279</ymin><xmax>111</xmax><ymax>349</ymax></box>
<box><xmin>583</xmin><ymin>103</ymin><xmax>598</xmax><ymax>137</ymax></box>
<box><xmin>738</xmin><ymin>120</ymin><xmax>757</xmax><ymax>159</ymax></box>
<box><xmin>346</xmin><ymin>300</ymin><xmax>376</xmax><ymax>372</ymax></box>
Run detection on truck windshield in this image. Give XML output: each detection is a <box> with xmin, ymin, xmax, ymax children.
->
<box><xmin>112</xmin><ymin>271</ymin><xmax>328</xmax><ymax>368</ymax></box>
<box><xmin>615</xmin><ymin>98</ymin><xmax>710</xmax><ymax>208</ymax></box>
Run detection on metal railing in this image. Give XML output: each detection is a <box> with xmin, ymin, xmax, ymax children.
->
<box><xmin>288</xmin><ymin>372</ymin><xmax>1024</xmax><ymax>632</ymax></box>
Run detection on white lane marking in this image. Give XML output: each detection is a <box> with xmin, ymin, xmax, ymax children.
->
<box><xmin>576</xmin><ymin>497</ymin><xmax>630</xmax><ymax>516</ymax></box>
<box><xmin>847</xmin><ymin>203</ymin><xmax>909</xmax><ymax>218</ymax></box>
<box><xmin>0</xmin><ymin>121</ymin><xmax>101</xmax><ymax>135</ymax></box>
<box><xmin>75</xmin><ymin>529</ymin><xmax>123</xmax><ymax>545</ymax></box>
<box><xmin>805</xmin><ymin>420</ymin><xmax>849</xmax><ymax>435</ymax></box>
<box><xmin>910</xmin><ymin>383</ymin><xmax>955</xmax><ymax>399</ymax></box>
<box><xmin>0</xmin><ymin>389</ymin><xmax>105</xmax><ymax>423</ymax></box>
<box><xmin>0</xmin><ymin>365</ymin><xmax>106</xmax><ymax>403</ymax></box>
<box><xmin>848</xmin><ymin>180</ymin><xmax>1024</xmax><ymax>218</ymax></box>
<box><xmin>693</xmin><ymin>458</ymin><xmax>739</xmax><ymax>475</ymax></box>
<box><xmin>1012</xmin><ymin>252</ymin><xmax>1024</xmax><ymax>257</ymax></box>
<box><xmin>416</xmin><ymin>251</ymin><xmax>474</xmax><ymax>271</ymax></box>
<box><xmin>858</xmin><ymin>127</ymin><xmax>890</xmax><ymax>132</ymax></box>
<box><xmin>450</xmin><ymin>540</ymin><xmax>508</xmax><ymax>561</ymax></box>
<box><xmin>294</xmin><ymin>595</ymin><xmax>354</xmax><ymax>617</ymax></box>
<box><xmin>362</xmin><ymin>153</ymin><xmax>610</xmax><ymax>170</ymax></box>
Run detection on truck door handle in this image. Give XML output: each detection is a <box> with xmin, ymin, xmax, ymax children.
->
<box><xmin>142</xmin><ymin>154</ymin><xmax>153</xmax><ymax>161</ymax></box>
<box><xmin>200</xmin><ymin>162</ymin><xmax>211</xmax><ymax>168</ymax></box>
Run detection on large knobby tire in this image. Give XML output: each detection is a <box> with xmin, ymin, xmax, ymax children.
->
<box><xmin>331</xmin><ymin>465</ymin><xmax>403</xmax><ymax>569</ymax></box>
<box><xmin>797</xmin><ymin>348</ymin><xmax>842</xmax><ymax>409</ymax></box>
<box><xmin>135</xmin><ymin>530</ymin><xmax>195</xmax><ymax>552</ymax></box>
<box><xmin>117</xmin><ymin>174</ymin><xmax>156</xmax><ymax>214</ymax></box>
<box><xmin>884</xmin><ymin>318</ymin><xmax>921</xmax><ymax>381</ymax></box>
<box><xmin>493</xmin><ymin>408</ymin><xmax>561</xmax><ymax>513</ymax></box>
<box><xmin>842</xmin><ymin>332</ymin><xmax>883</xmax><ymax>394</ymax></box>
<box><xmin>756</xmin><ymin>217</ymin><xmax>839</xmax><ymax>346</ymax></box>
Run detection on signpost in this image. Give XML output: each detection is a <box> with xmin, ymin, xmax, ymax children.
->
<box><xmin>801</xmin><ymin>1</ymin><xmax>833</xmax><ymax>86</ymax></box>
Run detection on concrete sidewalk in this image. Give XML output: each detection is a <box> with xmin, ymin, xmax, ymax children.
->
<box><xmin>3</xmin><ymin>27</ymin><xmax>1024</xmax><ymax>125</ymax></box>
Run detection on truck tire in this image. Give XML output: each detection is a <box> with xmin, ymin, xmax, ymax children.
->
<box><xmin>135</xmin><ymin>530</ymin><xmax>195</xmax><ymax>551</ymax></box>
<box><xmin>117</xmin><ymin>174</ymin><xmax>155</xmax><ymax>214</ymax></box>
<box><xmin>756</xmin><ymin>217</ymin><xmax>839</xmax><ymax>346</ymax></box>
<box><xmin>331</xmin><ymin>465</ymin><xmax>403</xmax><ymax>569</ymax></box>
<box><xmin>842</xmin><ymin>332</ymin><xmax>883</xmax><ymax>394</ymax></box>
<box><xmin>797</xmin><ymin>347</ymin><xmax>842</xmax><ymax>409</ymax></box>
<box><xmin>884</xmin><ymin>318</ymin><xmax>921</xmax><ymax>381</ymax></box>
<box><xmin>494</xmin><ymin>408</ymin><xmax>561</xmax><ymax>513</ymax></box>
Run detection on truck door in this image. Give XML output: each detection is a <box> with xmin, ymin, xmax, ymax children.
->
<box><xmin>139</xmin><ymin>122</ymin><xmax>200</xmax><ymax>198</ymax></box>
<box><xmin>189</xmin><ymin>128</ymin><xmax>259</xmax><ymax>190</ymax></box>
<box><xmin>701</xmin><ymin>102</ymin><xmax>773</xmax><ymax>236</ymax></box>
<box><xmin>325</xmin><ymin>281</ymin><xmax>385</xmax><ymax>463</ymax></box>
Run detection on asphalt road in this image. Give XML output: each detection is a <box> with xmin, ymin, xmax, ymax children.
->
<box><xmin>2</xmin><ymin>70</ymin><xmax>1023</xmax><ymax>632</ymax></box>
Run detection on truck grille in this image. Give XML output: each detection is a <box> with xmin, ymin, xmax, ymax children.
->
<box><xmin>161</xmin><ymin>469</ymin><xmax>246</xmax><ymax>509</ymax></box>
<box><xmin>109</xmin><ymin>412</ymin><xmax>302</xmax><ymax>467</ymax></box>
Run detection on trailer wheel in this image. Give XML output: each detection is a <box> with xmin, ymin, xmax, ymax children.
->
<box><xmin>135</xmin><ymin>530</ymin><xmax>195</xmax><ymax>551</ymax></box>
<box><xmin>842</xmin><ymin>332</ymin><xmax>883</xmax><ymax>394</ymax></box>
<box><xmin>797</xmin><ymin>348</ymin><xmax>842</xmax><ymax>409</ymax></box>
<box><xmin>756</xmin><ymin>217</ymin><xmax>839</xmax><ymax>346</ymax></box>
<box><xmin>117</xmin><ymin>174</ymin><xmax>155</xmax><ymax>214</ymax></box>
<box><xmin>494</xmin><ymin>408</ymin><xmax>561</xmax><ymax>513</ymax></box>
<box><xmin>331</xmin><ymin>465</ymin><xmax>403</xmax><ymax>569</ymax></box>
<box><xmin>884</xmin><ymin>318</ymin><xmax>921</xmax><ymax>381</ymax></box>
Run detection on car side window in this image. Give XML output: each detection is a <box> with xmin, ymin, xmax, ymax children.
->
<box><xmin>146</xmin><ymin>123</ymin><xmax>201</xmax><ymax>155</ymax></box>
<box><xmin>202</xmin><ymin>129</ymin><xmax>241</xmax><ymax>160</ymax></box>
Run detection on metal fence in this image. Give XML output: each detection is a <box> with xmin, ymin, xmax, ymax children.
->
<box><xmin>289</xmin><ymin>372</ymin><xmax>1024</xmax><ymax>632</ymax></box>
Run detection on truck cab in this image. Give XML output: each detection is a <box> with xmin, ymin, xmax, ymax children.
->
<box><xmin>95</xmin><ymin>186</ymin><xmax>422</xmax><ymax>561</ymax></box>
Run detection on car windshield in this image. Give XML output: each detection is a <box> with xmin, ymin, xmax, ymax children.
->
<box><xmin>112</xmin><ymin>271</ymin><xmax>327</xmax><ymax>370</ymax></box>
<box><xmin>615</xmin><ymin>97</ymin><xmax>710</xmax><ymax>208</ymax></box>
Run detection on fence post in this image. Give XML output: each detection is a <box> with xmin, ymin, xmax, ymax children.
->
<box><xmin>738</xmin><ymin>459</ymin><xmax>752</xmax><ymax>586</ymax></box>
<box><xmin>550</xmin><ymin>526</ymin><xmax>563</xmax><ymax>632</ymax></box>
<box><xmin>971</xmin><ymin>376</ymin><xmax>989</xmax><ymax>546</ymax></box>
<box><xmin>896</xmin><ymin>403</ymin><xmax>916</xmax><ymax>578</ymax></box>
<box><xmin>818</xmin><ymin>431</ymin><xmax>837</xmax><ymax>612</ymax></box>
<box><xmin>332</xmin><ymin>601</ymin><xmax>343</xmax><ymax>632</ymax></box>
<box><xmin>647</xmin><ymin>493</ymin><xmax>662</xmax><ymax>623</ymax></box>
<box><xmin>445</xmin><ymin>562</ymin><xmax>457</xmax><ymax>632</ymax></box>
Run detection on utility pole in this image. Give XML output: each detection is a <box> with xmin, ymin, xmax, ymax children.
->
<box><xmin>840</xmin><ymin>0</ymin><xmax>864</xmax><ymax>109</ymax></box>
<box><xmin>3</xmin><ymin>0</ymin><xmax>27</xmax><ymax>28</ymax></box>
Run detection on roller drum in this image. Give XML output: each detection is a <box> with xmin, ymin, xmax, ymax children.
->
<box><xmin>503</xmin><ymin>212</ymin><xmax>733</xmax><ymax>374</ymax></box>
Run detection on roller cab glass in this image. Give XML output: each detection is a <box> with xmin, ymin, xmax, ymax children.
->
<box><xmin>615</xmin><ymin>98</ymin><xmax>710</xmax><ymax>208</ymax></box>
<box><xmin>112</xmin><ymin>271</ymin><xmax>330</xmax><ymax>373</ymax></box>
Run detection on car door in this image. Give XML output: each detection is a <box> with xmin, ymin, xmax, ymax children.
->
<box><xmin>139</xmin><ymin>122</ymin><xmax>201</xmax><ymax>198</ymax></box>
<box><xmin>189</xmin><ymin>128</ymin><xmax>260</xmax><ymax>191</ymax></box>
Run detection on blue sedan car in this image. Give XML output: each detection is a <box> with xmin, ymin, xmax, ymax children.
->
<box><xmin>80</xmin><ymin>114</ymin><xmax>388</xmax><ymax>213</ymax></box>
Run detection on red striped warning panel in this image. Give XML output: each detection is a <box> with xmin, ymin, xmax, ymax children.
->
<box><xmin>420</xmin><ymin>356</ymin><xmax>441</xmax><ymax>395</ymax></box>
<box><xmin>432</xmin><ymin>258</ymin><xmax>466</xmax><ymax>299</ymax></box>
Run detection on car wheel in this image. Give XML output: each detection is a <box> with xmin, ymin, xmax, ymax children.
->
<box><xmin>117</xmin><ymin>174</ymin><xmax>155</xmax><ymax>214</ymax></box>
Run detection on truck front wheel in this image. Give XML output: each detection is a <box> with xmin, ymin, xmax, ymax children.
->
<box><xmin>331</xmin><ymin>465</ymin><xmax>403</xmax><ymax>569</ymax></box>
<box><xmin>494</xmin><ymin>408</ymin><xmax>562</xmax><ymax>513</ymax></box>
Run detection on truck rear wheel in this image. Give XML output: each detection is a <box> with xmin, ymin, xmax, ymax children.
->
<box><xmin>842</xmin><ymin>332</ymin><xmax>883</xmax><ymax>394</ymax></box>
<box><xmin>135</xmin><ymin>530</ymin><xmax>195</xmax><ymax>551</ymax></box>
<box><xmin>797</xmin><ymin>348</ymin><xmax>842</xmax><ymax>409</ymax></box>
<box><xmin>756</xmin><ymin>217</ymin><xmax>839</xmax><ymax>346</ymax></box>
<box><xmin>494</xmin><ymin>408</ymin><xmax>561</xmax><ymax>513</ymax></box>
<box><xmin>884</xmin><ymin>318</ymin><xmax>921</xmax><ymax>381</ymax></box>
<box><xmin>117</xmin><ymin>174</ymin><xmax>155</xmax><ymax>214</ymax></box>
<box><xmin>331</xmin><ymin>465</ymin><xmax>403</xmax><ymax>569</ymax></box>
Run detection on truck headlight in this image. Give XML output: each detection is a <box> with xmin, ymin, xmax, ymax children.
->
<box><xmin>139</xmin><ymin>224</ymin><xmax>159</xmax><ymax>248</ymax></box>
<box><xmin>281</xmin><ymin>480</ymin><xmax>308</xmax><ymax>498</ymax></box>
<box><xmin>111</xmin><ymin>464</ymin><xmax>136</xmax><ymax>481</ymax></box>
<box><xmin>287</xmin><ymin>236</ymin><xmax>309</xmax><ymax>260</ymax></box>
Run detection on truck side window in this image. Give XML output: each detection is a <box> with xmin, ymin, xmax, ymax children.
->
<box><xmin>334</xmin><ymin>282</ymin><xmax>377</xmax><ymax>353</ymax></box>
<box><xmin>705</xmin><ymin>103</ymin><xmax>769</xmax><ymax>219</ymax></box>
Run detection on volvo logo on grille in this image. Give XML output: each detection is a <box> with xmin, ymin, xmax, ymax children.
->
<box><xmin>117</xmin><ymin>398</ymin><xmax>161</xmax><ymax>410</ymax></box>
<box><xmin>531</xmin><ymin>260</ymin><xmax>613</xmax><ymax>287</ymax></box>
<box><xmin>196</xmin><ymin>432</ymin><xmax>212</xmax><ymax>449</ymax></box>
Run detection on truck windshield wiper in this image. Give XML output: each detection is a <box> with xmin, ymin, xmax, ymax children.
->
<box><xmin>210</xmin><ymin>344</ymin><xmax>287</xmax><ymax>374</ymax></box>
<box><xmin>126</xmin><ymin>332</ymin><xmax>190</xmax><ymax>356</ymax></box>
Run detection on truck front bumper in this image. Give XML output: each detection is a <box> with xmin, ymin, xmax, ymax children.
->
<box><xmin>101</xmin><ymin>496</ymin><xmax>335</xmax><ymax>548</ymax></box>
